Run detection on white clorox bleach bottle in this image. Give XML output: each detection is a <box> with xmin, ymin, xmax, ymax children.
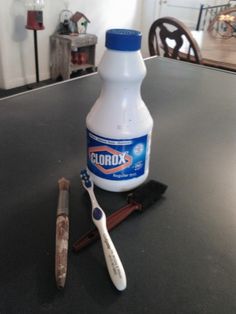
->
<box><xmin>86</xmin><ymin>29</ymin><xmax>153</xmax><ymax>192</ymax></box>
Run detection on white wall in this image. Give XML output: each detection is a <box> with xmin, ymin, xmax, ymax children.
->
<box><xmin>0</xmin><ymin>9</ymin><xmax>5</xmax><ymax>88</ymax></box>
<box><xmin>0</xmin><ymin>0</ymin><xmax>143</xmax><ymax>89</ymax></box>
<box><xmin>141</xmin><ymin>0</ymin><xmax>157</xmax><ymax>58</ymax></box>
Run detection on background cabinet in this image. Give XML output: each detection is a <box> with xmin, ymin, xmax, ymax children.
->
<box><xmin>50</xmin><ymin>33</ymin><xmax>97</xmax><ymax>80</ymax></box>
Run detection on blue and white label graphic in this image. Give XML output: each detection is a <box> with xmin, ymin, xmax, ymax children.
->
<box><xmin>87</xmin><ymin>129</ymin><xmax>148</xmax><ymax>180</ymax></box>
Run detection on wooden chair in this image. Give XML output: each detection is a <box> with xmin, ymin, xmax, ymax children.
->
<box><xmin>148</xmin><ymin>17</ymin><xmax>202</xmax><ymax>64</ymax></box>
<box><xmin>208</xmin><ymin>7</ymin><xmax>236</xmax><ymax>37</ymax></box>
<box><xmin>196</xmin><ymin>3</ymin><xmax>232</xmax><ymax>31</ymax></box>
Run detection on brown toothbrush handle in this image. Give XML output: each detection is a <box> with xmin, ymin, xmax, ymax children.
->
<box><xmin>73</xmin><ymin>202</ymin><xmax>140</xmax><ymax>252</ymax></box>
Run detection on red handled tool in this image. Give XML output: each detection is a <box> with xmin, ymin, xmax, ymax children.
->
<box><xmin>73</xmin><ymin>180</ymin><xmax>167</xmax><ymax>252</ymax></box>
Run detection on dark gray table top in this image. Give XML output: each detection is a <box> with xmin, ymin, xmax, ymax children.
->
<box><xmin>0</xmin><ymin>57</ymin><xmax>236</xmax><ymax>314</ymax></box>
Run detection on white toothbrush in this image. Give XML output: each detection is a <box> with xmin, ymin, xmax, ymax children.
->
<box><xmin>80</xmin><ymin>169</ymin><xmax>127</xmax><ymax>291</ymax></box>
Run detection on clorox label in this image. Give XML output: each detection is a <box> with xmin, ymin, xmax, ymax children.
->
<box><xmin>87</xmin><ymin>129</ymin><xmax>148</xmax><ymax>180</ymax></box>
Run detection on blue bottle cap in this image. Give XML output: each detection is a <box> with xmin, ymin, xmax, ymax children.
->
<box><xmin>105</xmin><ymin>29</ymin><xmax>142</xmax><ymax>51</ymax></box>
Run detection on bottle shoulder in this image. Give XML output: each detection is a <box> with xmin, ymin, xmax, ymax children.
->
<box><xmin>98</xmin><ymin>50</ymin><xmax>146</xmax><ymax>81</ymax></box>
<box><xmin>88</xmin><ymin>49</ymin><xmax>152</xmax><ymax>138</ymax></box>
<box><xmin>86</xmin><ymin>98</ymin><xmax>153</xmax><ymax>138</ymax></box>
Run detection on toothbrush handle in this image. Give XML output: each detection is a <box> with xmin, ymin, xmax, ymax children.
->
<box><xmin>73</xmin><ymin>202</ymin><xmax>140</xmax><ymax>252</ymax></box>
<box><xmin>99</xmin><ymin>229</ymin><xmax>127</xmax><ymax>291</ymax></box>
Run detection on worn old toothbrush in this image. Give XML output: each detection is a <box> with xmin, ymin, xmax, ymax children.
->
<box><xmin>80</xmin><ymin>169</ymin><xmax>127</xmax><ymax>291</ymax></box>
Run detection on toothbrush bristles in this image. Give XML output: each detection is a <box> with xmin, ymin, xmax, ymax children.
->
<box><xmin>80</xmin><ymin>169</ymin><xmax>92</xmax><ymax>188</ymax></box>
